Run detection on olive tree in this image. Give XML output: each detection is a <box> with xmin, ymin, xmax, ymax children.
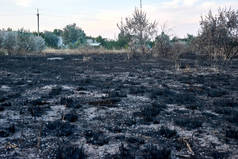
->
<box><xmin>117</xmin><ymin>8</ymin><xmax>157</xmax><ymax>55</ymax></box>
<box><xmin>2</xmin><ymin>31</ymin><xmax>17</xmax><ymax>54</ymax></box>
<box><xmin>29</xmin><ymin>36</ymin><xmax>45</xmax><ymax>52</ymax></box>
<box><xmin>0</xmin><ymin>30</ymin><xmax>45</xmax><ymax>54</ymax></box>
<box><xmin>16</xmin><ymin>29</ymin><xmax>33</xmax><ymax>52</ymax></box>
<box><xmin>16</xmin><ymin>29</ymin><xmax>45</xmax><ymax>53</ymax></box>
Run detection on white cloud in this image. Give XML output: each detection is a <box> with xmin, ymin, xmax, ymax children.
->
<box><xmin>142</xmin><ymin>0</ymin><xmax>238</xmax><ymax>37</ymax></box>
<box><xmin>183</xmin><ymin>0</ymin><xmax>199</xmax><ymax>6</ymax></box>
<box><xmin>15</xmin><ymin>0</ymin><xmax>32</xmax><ymax>7</ymax></box>
<box><xmin>162</xmin><ymin>0</ymin><xmax>181</xmax><ymax>8</ymax></box>
<box><xmin>162</xmin><ymin>0</ymin><xmax>198</xmax><ymax>8</ymax></box>
<box><xmin>81</xmin><ymin>9</ymin><xmax>131</xmax><ymax>39</ymax></box>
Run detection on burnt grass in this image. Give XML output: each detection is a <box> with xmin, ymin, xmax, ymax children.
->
<box><xmin>0</xmin><ymin>53</ymin><xmax>237</xmax><ymax>159</ymax></box>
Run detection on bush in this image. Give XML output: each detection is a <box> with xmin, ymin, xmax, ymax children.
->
<box><xmin>2</xmin><ymin>32</ymin><xmax>17</xmax><ymax>54</ymax></box>
<box><xmin>117</xmin><ymin>32</ymin><xmax>130</xmax><ymax>49</ymax></box>
<box><xmin>17</xmin><ymin>30</ymin><xmax>45</xmax><ymax>53</ymax></box>
<box><xmin>153</xmin><ymin>32</ymin><xmax>183</xmax><ymax>69</ymax></box>
<box><xmin>0</xmin><ymin>31</ymin><xmax>4</xmax><ymax>48</ymax></box>
<box><xmin>153</xmin><ymin>32</ymin><xmax>172</xmax><ymax>57</ymax></box>
<box><xmin>197</xmin><ymin>8</ymin><xmax>238</xmax><ymax>61</ymax></box>
<box><xmin>31</xmin><ymin>36</ymin><xmax>45</xmax><ymax>52</ymax></box>
<box><xmin>43</xmin><ymin>31</ymin><xmax>59</xmax><ymax>48</ymax></box>
<box><xmin>68</xmin><ymin>40</ymin><xmax>83</xmax><ymax>49</ymax></box>
<box><xmin>96</xmin><ymin>35</ymin><xmax>126</xmax><ymax>50</ymax></box>
<box><xmin>16</xmin><ymin>29</ymin><xmax>32</xmax><ymax>52</ymax></box>
<box><xmin>0</xmin><ymin>30</ymin><xmax>45</xmax><ymax>54</ymax></box>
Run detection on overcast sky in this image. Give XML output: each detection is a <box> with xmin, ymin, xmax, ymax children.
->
<box><xmin>0</xmin><ymin>0</ymin><xmax>238</xmax><ymax>39</ymax></box>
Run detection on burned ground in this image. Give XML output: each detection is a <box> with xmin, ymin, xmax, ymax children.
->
<box><xmin>0</xmin><ymin>53</ymin><xmax>237</xmax><ymax>159</ymax></box>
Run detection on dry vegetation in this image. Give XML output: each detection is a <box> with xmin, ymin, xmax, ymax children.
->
<box><xmin>43</xmin><ymin>48</ymin><xmax>129</xmax><ymax>55</ymax></box>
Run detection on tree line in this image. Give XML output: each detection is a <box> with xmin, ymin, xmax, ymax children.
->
<box><xmin>0</xmin><ymin>7</ymin><xmax>238</xmax><ymax>63</ymax></box>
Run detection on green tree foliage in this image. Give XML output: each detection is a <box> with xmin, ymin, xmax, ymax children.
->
<box><xmin>96</xmin><ymin>35</ymin><xmax>127</xmax><ymax>50</ymax></box>
<box><xmin>96</xmin><ymin>36</ymin><xmax>106</xmax><ymax>47</ymax></box>
<box><xmin>53</xmin><ymin>29</ymin><xmax>63</xmax><ymax>36</ymax></box>
<box><xmin>117</xmin><ymin>32</ymin><xmax>130</xmax><ymax>49</ymax></box>
<box><xmin>62</xmin><ymin>23</ymin><xmax>86</xmax><ymax>48</ymax></box>
<box><xmin>103</xmin><ymin>40</ymin><xmax>118</xmax><ymax>50</ymax></box>
<box><xmin>43</xmin><ymin>31</ymin><xmax>59</xmax><ymax>48</ymax></box>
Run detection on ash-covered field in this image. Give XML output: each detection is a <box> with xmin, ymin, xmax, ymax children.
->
<box><xmin>0</xmin><ymin>53</ymin><xmax>237</xmax><ymax>159</ymax></box>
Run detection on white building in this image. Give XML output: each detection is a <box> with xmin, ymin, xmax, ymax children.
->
<box><xmin>86</xmin><ymin>39</ymin><xmax>101</xmax><ymax>47</ymax></box>
<box><xmin>57</xmin><ymin>36</ymin><xmax>64</xmax><ymax>48</ymax></box>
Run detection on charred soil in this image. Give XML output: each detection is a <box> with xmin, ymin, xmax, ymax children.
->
<box><xmin>0</xmin><ymin>53</ymin><xmax>237</xmax><ymax>158</ymax></box>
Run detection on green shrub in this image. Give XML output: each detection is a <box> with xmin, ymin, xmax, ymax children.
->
<box><xmin>43</xmin><ymin>31</ymin><xmax>59</xmax><ymax>48</ymax></box>
<box><xmin>0</xmin><ymin>30</ymin><xmax>45</xmax><ymax>54</ymax></box>
<box><xmin>2</xmin><ymin>32</ymin><xmax>17</xmax><ymax>54</ymax></box>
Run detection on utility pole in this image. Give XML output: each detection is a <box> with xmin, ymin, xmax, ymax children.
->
<box><xmin>37</xmin><ymin>9</ymin><xmax>39</xmax><ymax>36</ymax></box>
<box><xmin>140</xmin><ymin>0</ymin><xmax>142</xmax><ymax>10</ymax></box>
